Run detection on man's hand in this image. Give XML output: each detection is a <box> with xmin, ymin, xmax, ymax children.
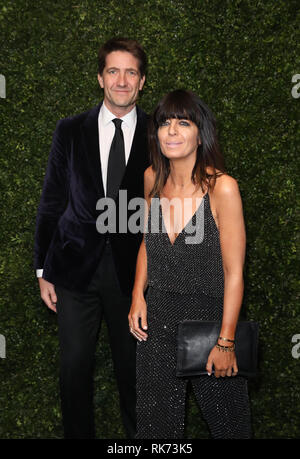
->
<box><xmin>38</xmin><ymin>278</ymin><xmax>57</xmax><ymax>313</ymax></box>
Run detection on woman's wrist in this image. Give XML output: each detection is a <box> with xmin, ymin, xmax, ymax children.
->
<box><xmin>132</xmin><ymin>288</ymin><xmax>145</xmax><ymax>301</ymax></box>
<box><xmin>216</xmin><ymin>335</ymin><xmax>236</xmax><ymax>350</ymax></box>
<box><xmin>215</xmin><ymin>342</ymin><xmax>235</xmax><ymax>352</ymax></box>
<box><xmin>218</xmin><ymin>335</ymin><xmax>235</xmax><ymax>344</ymax></box>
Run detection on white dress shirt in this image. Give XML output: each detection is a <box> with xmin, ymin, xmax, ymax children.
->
<box><xmin>36</xmin><ymin>102</ymin><xmax>137</xmax><ymax>278</ymax></box>
<box><xmin>99</xmin><ymin>102</ymin><xmax>137</xmax><ymax>195</ymax></box>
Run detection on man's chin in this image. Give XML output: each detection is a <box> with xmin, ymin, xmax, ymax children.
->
<box><xmin>109</xmin><ymin>96</ymin><xmax>138</xmax><ymax>109</ymax></box>
<box><xmin>115</xmin><ymin>101</ymin><xmax>137</xmax><ymax>109</ymax></box>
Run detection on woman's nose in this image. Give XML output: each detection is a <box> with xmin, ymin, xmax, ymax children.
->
<box><xmin>168</xmin><ymin>120</ymin><xmax>177</xmax><ymax>135</ymax></box>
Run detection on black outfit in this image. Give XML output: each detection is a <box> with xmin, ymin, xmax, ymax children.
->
<box><xmin>34</xmin><ymin>102</ymin><xmax>148</xmax><ymax>295</ymax></box>
<box><xmin>136</xmin><ymin>194</ymin><xmax>252</xmax><ymax>439</ymax></box>
<box><xmin>34</xmin><ymin>103</ymin><xmax>149</xmax><ymax>438</ymax></box>
<box><xmin>56</xmin><ymin>242</ymin><xmax>136</xmax><ymax>438</ymax></box>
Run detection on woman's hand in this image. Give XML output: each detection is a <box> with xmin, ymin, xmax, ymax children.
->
<box><xmin>128</xmin><ymin>294</ymin><xmax>148</xmax><ymax>342</ymax></box>
<box><xmin>206</xmin><ymin>345</ymin><xmax>238</xmax><ymax>378</ymax></box>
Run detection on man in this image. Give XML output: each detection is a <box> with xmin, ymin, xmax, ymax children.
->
<box><xmin>34</xmin><ymin>38</ymin><xmax>149</xmax><ymax>439</ymax></box>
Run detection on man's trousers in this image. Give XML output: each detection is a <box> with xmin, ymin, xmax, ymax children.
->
<box><xmin>55</xmin><ymin>241</ymin><xmax>136</xmax><ymax>439</ymax></box>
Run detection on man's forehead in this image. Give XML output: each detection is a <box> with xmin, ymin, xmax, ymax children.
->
<box><xmin>104</xmin><ymin>50</ymin><xmax>140</xmax><ymax>69</ymax></box>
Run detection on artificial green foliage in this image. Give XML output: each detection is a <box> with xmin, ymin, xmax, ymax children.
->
<box><xmin>0</xmin><ymin>0</ymin><xmax>299</xmax><ymax>439</ymax></box>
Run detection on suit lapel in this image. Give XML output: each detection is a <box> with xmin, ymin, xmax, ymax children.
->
<box><xmin>120</xmin><ymin>105</ymin><xmax>148</xmax><ymax>190</ymax></box>
<box><xmin>80</xmin><ymin>102</ymin><xmax>147</xmax><ymax>198</ymax></box>
<box><xmin>80</xmin><ymin>102</ymin><xmax>104</xmax><ymax>196</ymax></box>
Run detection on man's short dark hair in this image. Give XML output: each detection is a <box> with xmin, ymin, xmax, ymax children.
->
<box><xmin>98</xmin><ymin>37</ymin><xmax>147</xmax><ymax>77</ymax></box>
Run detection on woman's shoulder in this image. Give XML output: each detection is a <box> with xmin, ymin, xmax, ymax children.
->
<box><xmin>209</xmin><ymin>172</ymin><xmax>241</xmax><ymax>199</ymax></box>
<box><xmin>208</xmin><ymin>172</ymin><xmax>243</xmax><ymax>223</ymax></box>
<box><xmin>144</xmin><ymin>165</ymin><xmax>155</xmax><ymax>179</ymax></box>
<box><xmin>144</xmin><ymin>166</ymin><xmax>156</xmax><ymax>200</ymax></box>
<box><xmin>144</xmin><ymin>166</ymin><xmax>156</xmax><ymax>188</ymax></box>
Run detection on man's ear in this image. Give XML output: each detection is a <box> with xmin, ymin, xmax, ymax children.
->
<box><xmin>139</xmin><ymin>75</ymin><xmax>146</xmax><ymax>91</ymax></box>
<box><xmin>97</xmin><ymin>73</ymin><xmax>104</xmax><ymax>89</ymax></box>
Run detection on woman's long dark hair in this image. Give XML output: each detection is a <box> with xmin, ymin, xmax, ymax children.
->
<box><xmin>148</xmin><ymin>89</ymin><xmax>225</xmax><ymax>197</ymax></box>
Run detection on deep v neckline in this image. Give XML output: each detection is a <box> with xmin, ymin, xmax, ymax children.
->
<box><xmin>159</xmin><ymin>194</ymin><xmax>207</xmax><ymax>247</ymax></box>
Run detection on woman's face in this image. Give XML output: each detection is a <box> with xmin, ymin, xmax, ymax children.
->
<box><xmin>158</xmin><ymin>118</ymin><xmax>200</xmax><ymax>161</ymax></box>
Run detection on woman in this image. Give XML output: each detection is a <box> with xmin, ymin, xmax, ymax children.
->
<box><xmin>128</xmin><ymin>89</ymin><xmax>251</xmax><ymax>439</ymax></box>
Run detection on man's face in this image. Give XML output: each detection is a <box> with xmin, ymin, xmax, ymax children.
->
<box><xmin>98</xmin><ymin>51</ymin><xmax>145</xmax><ymax>115</ymax></box>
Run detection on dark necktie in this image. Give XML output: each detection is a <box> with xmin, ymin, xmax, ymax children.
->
<box><xmin>106</xmin><ymin>118</ymin><xmax>126</xmax><ymax>199</ymax></box>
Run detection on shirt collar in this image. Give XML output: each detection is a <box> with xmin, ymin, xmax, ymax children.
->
<box><xmin>100</xmin><ymin>101</ymin><xmax>137</xmax><ymax>128</ymax></box>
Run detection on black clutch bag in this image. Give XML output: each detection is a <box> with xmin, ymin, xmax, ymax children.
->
<box><xmin>176</xmin><ymin>321</ymin><xmax>259</xmax><ymax>378</ymax></box>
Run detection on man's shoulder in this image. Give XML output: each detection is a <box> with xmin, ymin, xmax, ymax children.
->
<box><xmin>55</xmin><ymin>103</ymin><xmax>101</xmax><ymax>133</ymax></box>
<box><xmin>136</xmin><ymin>104</ymin><xmax>149</xmax><ymax>127</ymax></box>
<box><xmin>136</xmin><ymin>104</ymin><xmax>147</xmax><ymax>115</ymax></box>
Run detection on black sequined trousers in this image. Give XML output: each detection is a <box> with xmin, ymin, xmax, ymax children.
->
<box><xmin>136</xmin><ymin>194</ymin><xmax>252</xmax><ymax>439</ymax></box>
<box><xmin>136</xmin><ymin>287</ymin><xmax>252</xmax><ymax>439</ymax></box>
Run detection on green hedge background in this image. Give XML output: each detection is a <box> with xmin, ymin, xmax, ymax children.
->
<box><xmin>0</xmin><ymin>0</ymin><xmax>299</xmax><ymax>439</ymax></box>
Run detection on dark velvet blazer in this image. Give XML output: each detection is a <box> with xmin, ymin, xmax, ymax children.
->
<box><xmin>34</xmin><ymin>102</ymin><xmax>149</xmax><ymax>294</ymax></box>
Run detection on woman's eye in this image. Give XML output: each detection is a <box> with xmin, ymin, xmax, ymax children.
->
<box><xmin>179</xmin><ymin>120</ymin><xmax>190</xmax><ymax>126</ymax></box>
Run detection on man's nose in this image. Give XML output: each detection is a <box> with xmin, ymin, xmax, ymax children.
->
<box><xmin>117</xmin><ymin>72</ymin><xmax>127</xmax><ymax>86</ymax></box>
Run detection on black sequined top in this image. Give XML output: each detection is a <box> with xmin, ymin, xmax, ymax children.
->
<box><xmin>145</xmin><ymin>193</ymin><xmax>224</xmax><ymax>298</ymax></box>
